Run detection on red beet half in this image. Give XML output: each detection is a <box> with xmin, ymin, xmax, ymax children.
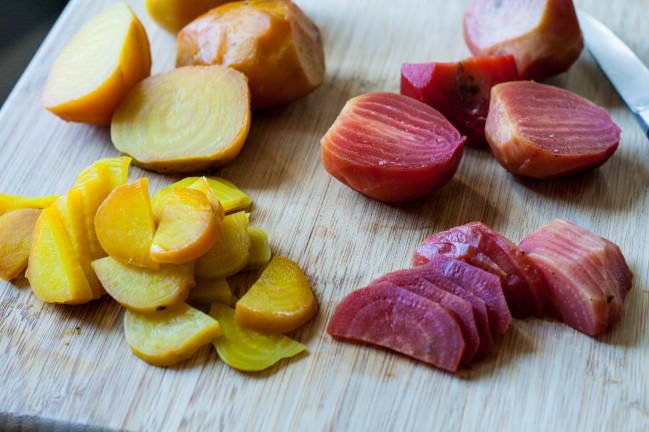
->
<box><xmin>401</xmin><ymin>55</ymin><xmax>519</xmax><ymax>148</ymax></box>
<box><xmin>327</xmin><ymin>285</ymin><xmax>466</xmax><ymax>372</ymax></box>
<box><xmin>485</xmin><ymin>81</ymin><xmax>621</xmax><ymax>179</ymax></box>
<box><xmin>320</xmin><ymin>93</ymin><xmax>466</xmax><ymax>203</ymax></box>
<box><xmin>520</xmin><ymin>220</ymin><xmax>632</xmax><ymax>336</ymax></box>
<box><xmin>463</xmin><ymin>0</ymin><xmax>583</xmax><ymax>80</ymax></box>
<box><xmin>372</xmin><ymin>271</ymin><xmax>480</xmax><ymax>364</ymax></box>
<box><xmin>413</xmin><ymin>222</ymin><xmax>547</xmax><ymax>318</ymax></box>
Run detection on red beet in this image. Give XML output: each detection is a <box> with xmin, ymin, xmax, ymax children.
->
<box><xmin>520</xmin><ymin>220</ymin><xmax>632</xmax><ymax>336</ymax></box>
<box><xmin>372</xmin><ymin>271</ymin><xmax>480</xmax><ymax>364</ymax></box>
<box><xmin>413</xmin><ymin>222</ymin><xmax>547</xmax><ymax>318</ymax></box>
<box><xmin>320</xmin><ymin>92</ymin><xmax>465</xmax><ymax>203</ymax></box>
<box><xmin>401</xmin><ymin>55</ymin><xmax>519</xmax><ymax>148</ymax></box>
<box><xmin>327</xmin><ymin>284</ymin><xmax>466</xmax><ymax>372</ymax></box>
<box><xmin>485</xmin><ymin>81</ymin><xmax>621</xmax><ymax>179</ymax></box>
<box><xmin>463</xmin><ymin>0</ymin><xmax>583</xmax><ymax>80</ymax></box>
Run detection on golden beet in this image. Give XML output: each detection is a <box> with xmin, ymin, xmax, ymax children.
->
<box><xmin>146</xmin><ymin>0</ymin><xmax>229</xmax><ymax>33</ymax></box>
<box><xmin>0</xmin><ymin>194</ymin><xmax>60</xmax><ymax>216</ymax></box>
<box><xmin>195</xmin><ymin>211</ymin><xmax>250</xmax><ymax>279</ymax></box>
<box><xmin>0</xmin><ymin>209</ymin><xmax>41</xmax><ymax>281</ymax></box>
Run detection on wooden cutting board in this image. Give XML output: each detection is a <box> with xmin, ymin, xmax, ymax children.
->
<box><xmin>1</xmin><ymin>0</ymin><xmax>647</xmax><ymax>430</ymax></box>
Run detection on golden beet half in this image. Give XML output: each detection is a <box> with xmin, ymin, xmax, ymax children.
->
<box><xmin>146</xmin><ymin>0</ymin><xmax>229</xmax><ymax>33</ymax></box>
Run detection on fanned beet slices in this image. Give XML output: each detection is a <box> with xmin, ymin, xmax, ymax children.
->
<box><xmin>463</xmin><ymin>0</ymin><xmax>583</xmax><ymax>80</ymax></box>
<box><xmin>320</xmin><ymin>92</ymin><xmax>465</xmax><ymax>203</ymax></box>
<box><xmin>520</xmin><ymin>220</ymin><xmax>632</xmax><ymax>336</ymax></box>
<box><xmin>400</xmin><ymin>55</ymin><xmax>519</xmax><ymax>147</ymax></box>
<box><xmin>485</xmin><ymin>81</ymin><xmax>621</xmax><ymax>179</ymax></box>
<box><xmin>327</xmin><ymin>284</ymin><xmax>466</xmax><ymax>372</ymax></box>
<box><xmin>413</xmin><ymin>222</ymin><xmax>547</xmax><ymax>318</ymax></box>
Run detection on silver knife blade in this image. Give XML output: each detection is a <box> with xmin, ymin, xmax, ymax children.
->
<box><xmin>578</xmin><ymin>11</ymin><xmax>649</xmax><ymax>137</ymax></box>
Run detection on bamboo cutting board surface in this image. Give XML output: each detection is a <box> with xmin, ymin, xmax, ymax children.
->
<box><xmin>1</xmin><ymin>0</ymin><xmax>648</xmax><ymax>430</ymax></box>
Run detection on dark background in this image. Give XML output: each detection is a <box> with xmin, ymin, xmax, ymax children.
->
<box><xmin>0</xmin><ymin>0</ymin><xmax>69</xmax><ymax>104</ymax></box>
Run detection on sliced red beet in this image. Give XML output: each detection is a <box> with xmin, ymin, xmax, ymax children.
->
<box><xmin>412</xmin><ymin>222</ymin><xmax>547</xmax><ymax>318</ymax></box>
<box><xmin>327</xmin><ymin>284</ymin><xmax>466</xmax><ymax>372</ymax></box>
<box><xmin>320</xmin><ymin>92</ymin><xmax>465</xmax><ymax>203</ymax></box>
<box><xmin>372</xmin><ymin>271</ymin><xmax>480</xmax><ymax>364</ymax></box>
<box><xmin>463</xmin><ymin>0</ymin><xmax>583</xmax><ymax>80</ymax></box>
<box><xmin>520</xmin><ymin>219</ymin><xmax>632</xmax><ymax>336</ymax></box>
<box><xmin>400</xmin><ymin>55</ymin><xmax>519</xmax><ymax>148</ymax></box>
<box><xmin>485</xmin><ymin>81</ymin><xmax>621</xmax><ymax>179</ymax></box>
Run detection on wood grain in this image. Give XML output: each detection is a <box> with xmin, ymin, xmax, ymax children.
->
<box><xmin>1</xmin><ymin>0</ymin><xmax>648</xmax><ymax>430</ymax></box>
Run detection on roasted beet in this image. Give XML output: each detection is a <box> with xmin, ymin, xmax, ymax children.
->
<box><xmin>463</xmin><ymin>0</ymin><xmax>583</xmax><ymax>80</ymax></box>
<box><xmin>401</xmin><ymin>55</ymin><xmax>519</xmax><ymax>147</ymax></box>
<box><xmin>320</xmin><ymin>93</ymin><xmax>465</xmax><ymax>203</ymax></box>
<box><xmin>485</xmin><ymin>81</ymin><xmax>621</xmax><ymax>179</ymax></box>
<box><xmin>520</xmin><ymin>220</ymin><xmax>632</xmax><ymax>336</ymax></box>
<box><xmin>327</xmin><ymin>284</ymin><xmax>466</xmax><ymax>372</ymax></box>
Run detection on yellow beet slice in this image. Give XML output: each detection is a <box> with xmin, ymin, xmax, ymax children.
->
<box><xmin>235</xmin><ymin>256</ymin><xmax>316</xmax><ymax>333</ymax></box>
<box><xmin>111</xmin><ymin>66</ymin><xmax>251</xmax><ymax>173</ymax></box>
<box><xmin>146</xmin><ymin>0</ymin><xmax>228</xmax><ymax>33</ymax></box>
<box><xmin>26</xmin><ymin>207</ymin><xmax>94</xmax><ymax>304</ymax></box>
<box><xmin>187</xmin><ymin>178</ymin><xmax>226</xmax><ymax>216</ymax></box>
<box><xmin>0</xmin><ymin>209</ymin><xmax>41</xmax><ymax>281</ymax></box>
<box><xmin>246</xmin><ymin>226</ymin><xmax>271</xmax><ymax>270</ymax></box>
<box><xmin>195</xmin><ymin>211</ymin><xmax>250</xmax><ymax>279</ymax></box>
<box><xmin>76</xmin><ymin>156</ymin><xmax>131</xmax><ymax>190</ymax></box>
<box><xmin>0</xmin><ymin>194</ymin><xmax>60</xmax><ymax>216</ymax></box>
<box><xmin>188</xmin><ymin>278</ymin><xmax>235</xmax><ymax>306</ymax></box>
<box><xmin>209</xmin><ymin>303</ymin><xmax>305</xmax><ymax>372</ymax></box>
<box><xmin>92</xmin><ymin>256</ymin><xmax>193</xmax><ymax>313</ymax></box>
<box><xmin>151</xmin><ymin>188</ymin><xmax>221</xmax><ymax>264</ymax></box>
<box><xmin>124</xmin><ymin>303</ymin><xmax>221</xmax><ymax>366</ymax></box>
<box><xmin>42</xmin><ymin>3</ymin><xmax>151</xmax><ymax>125</ymax></box>
<box><xmin>95</xmin><ymin>178</ymin><xmax>158</xmax><ymax>269</ymax></box>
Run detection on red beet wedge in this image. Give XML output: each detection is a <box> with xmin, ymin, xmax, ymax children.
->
<box><xmin>413</xmin><ymin>222</ymin><xmax>547</xmax><ymax>318</ymax></box>
<box><xmin>401</xmin><ymin>55</ymin><xmax>519</xmax><ymax>148</ymax></box>
<box><xmin>327</xmin><ymin>284</ymin><xmax>466</xmax><ymax>372</ymax></box>
<box><xmin>485</xmin><ymin>81</ymin><xmax>621</xmax><ymax>179</ymax></box>
<box><xmin>463</xmin><ymin>0</ymin><xmax>583</xmax><ymax>80</ymax></box>
<box><xmin>320</xmin><ymin>92</ymin><xmax>465</xmax><ymax>203</ymax></box>
<box><xmin>520</xmin><ymin>220</ymin><xmax>632</xmax><ymax>336</ymax></box>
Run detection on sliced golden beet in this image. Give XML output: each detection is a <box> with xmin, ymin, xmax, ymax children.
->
<box><xmin>124</xmin><ymin>303</ymin><xmax>221</xmax><ymax>366</ymax></box>
<box><xmin>42</xmin><ymin>3</ymin><xmax>151</xmax><ymax>125</ymax></box>
<box><xmin>111</xmin><ymin>66</ymin><xmax>251</xmax><ymax>173</ymax></box>
<box><xmin>146</xmin><ymin>0</ymin><xmax>228</xmax><ymax>33</ymax></box>
<box><xmin>246</xmin><ymin>226</ymin><xmax>271</xmax><ymax>270</ymax></box>
<box><xmin>151</xmin><ymin>188</ymin><xmax>221</xmax><ymax>264</ymax></box>
<box><xmin>209</xmin><ymin>303</ymin><xmax>305</xmax><ymax>372</ymax></box>
<box><xmin>92</xmin><ymin>256</ymin><xmax>193</xmax><ymax>313</ymax></box>
<box><xmin>95</xmin><ymin>178</ymin><xmax>158</xmax><ymax>269</ymax></box>
<box><xmin>0</xmin><ymin>194</ymin><xmax>60</xmax><ymax>216</ymax></box>
<box><xmin>0</xmin><ymin>209</ymin><xmax>41</xmax><ymax>281</ymax></box>
<box><xmin>235</xmin><ymin>256</ymin><xmax>317</xmax><ymax>333</ymax></box>
<box><xmin>76</xmin><ymin>156</ymin><xmax>131</xmax><ymax>190</ymax></box>
<box><xmin>26</xmin><ymin>207</ymin><xmax>94</xmax><ymax>304</ymax></box>
<box><xmin>195</xmin><ymin>211</ymin><xmax>250</xmax><ymax>279</ymax></box>
<box><xmin>188</xmin><ymin>278</ymin><xmax>235</xmax><ymax>306</ymax></box>
<box><xmin>187</xmin><ymin>178</ymin><xmax>226</xmax><ymax>217</ymax></box>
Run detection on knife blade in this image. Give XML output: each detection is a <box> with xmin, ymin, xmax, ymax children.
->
<box><xmin>578</xmin><ymin>11</ymin><xmax>649</xmax><ymax>138</ymax></box>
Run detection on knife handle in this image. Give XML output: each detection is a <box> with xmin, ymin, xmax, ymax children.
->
<box><xmin>636</xmin><ymin>108</ymin><xmax>649</xmax><ymax>139</ymax></box>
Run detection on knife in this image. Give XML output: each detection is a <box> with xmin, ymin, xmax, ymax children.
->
<box><xmin>578</xmin><ymin>12</ymin><xmax>649</xmax><ymax>138</ymax></box>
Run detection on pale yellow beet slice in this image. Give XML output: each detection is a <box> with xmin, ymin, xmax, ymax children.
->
<box><xmin>111</xmin><ymin>66</ymin><xmax>251</xmax><ymax>173</ymax></box>
<box><xmin>0</xmin><ymin>194</ymin><xmax>61</xmax><ymax>216</ymax></box>
<box><xmin>43</xmin><ymin>3</ymin><xmax>151</xmax><ymax>125</ymax></box>
<box><xmin>92</xmin><ymin>256</ymin><xmax>193</xmax><ymax>313</ymax></box>
<box><xmin>246</xmin><ymin>226</ymin><xmax>272</xmax><ymax>270</ymax></box>
<box><xmin>146</xmin><ymin>0</ymin><xmax>228</xmax><ymax>33</ymax></box>
<box><xmin>195</xmin><ymin>211</ymin><xmax>250</xmax><ymax>279</ymax></box>
<box><xmin>123</xmin><ymin>303</ymin><xmax>222</xmax><ymax>366</ymax></box>
<box><xmin>188</xmin><ymin>278</ymin><xmax>235</xmax><ymax>306</ymax></box>
<box><xmin>0</xmin><ymin>209</ymin><xmax>41</xmax><ymax>281</ymax></box>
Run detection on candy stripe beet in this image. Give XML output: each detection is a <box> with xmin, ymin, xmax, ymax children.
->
<box><xmin>321</xmin><ymin>92</ymin><xmax>465</xmax><ymax>203</ymax></box>
<box><xmin>327</xmin><ymin>285</ymin><xmax>466</xmax><ymax>372</ymax></box>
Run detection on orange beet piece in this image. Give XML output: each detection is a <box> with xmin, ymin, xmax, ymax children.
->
<box><xmin>463</xmin><ymin>0</ymin><xmax>583</xmax><ymax>80</ymax></box>
<box><xmin>321</xmin><ymin>93</ymin><xmax>465</xmax><ymax>203</ymax></box>
<box><xmin>485</xmin><ymin>81</ymin><xmax>621</xmax><ymax>179</ymax></box>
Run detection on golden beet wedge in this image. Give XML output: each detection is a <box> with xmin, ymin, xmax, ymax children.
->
<box><xmin>235</xmin><ymin>256</ymin><xmax>317</xmax><ymax>333</ymax></box>
<box><xmin>246</xmin><ymin>226</ymin><xmax>271</xmax><ymax>270</ymax></box>
<box><xmin>188</xmin><ymin>278</ymin><xmax>235</xmax><ymax>306</ymax></box>
<box><xmin>195</xmin><ymin>211</ymin><xmax>250</xmax><ymax>279</ymax></box>
<box><xmin>95</xmin><ymin>178</ymin><xmax>158</xmax><ymax>269</ymax></box>
<box><xmin>146</xmin><ymin>0</ymin><xmax>228</xmax><ymax>33</ymax></box>
<box><xmin>0</xmin><ymin>209</ymin><xmax>41</xmax><ymax>281</ymax></box>
<box><xmin>124</xmin><ymin>303</ymin><xmax>222</xmax><ymax>366</ymax></box>
<box><xmin>92</xmin><ymin>256</ymin><xmax>193</xmax><ymax>313</ymax></box>
<box><xmin>0</xmin><ymin>194</ymin><xmax>60</xmax><ymax>216</ymax></box>
<box><xmin>111</xmin><ymin>66</ymin><xmax>251</xmax><ymax>173</ymax></box>
<box><xmin>151</xmin><ymin>188</ymin><xmax>222</xmax><ymax>264</ymax></box>
<box><xmin>177</xmin><ymin>0</ymin><xmax>325</xmax><ymax>109</ymax></box>
<box><xmin>42</xmin><ymin>3</ymin><xmax>151</xmax><ymax>125</ymax></box>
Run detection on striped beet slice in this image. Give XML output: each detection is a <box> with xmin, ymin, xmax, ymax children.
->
<box><xmin>327</xmin><ymin>284</ymin><xmax>466</xmax><ymax>372</ymax></box>
<box><xmin>320</xmin><ymin>92</ymin><xmax>465</xmax><ymax>203</ymax></box>
<box><xmin>372</xmin><ymin>270</ymin><xmax>480</xmax><ymax>364</ymax></box>
<box><xmin>520</xmin><ymin>220</ymin><xmax>632</xmax><ymax>336</ymax></box>
<box><xmin>485</xmin><ymin>81</ymin><xmax>621</xmax><ymax>179</ymax></box>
